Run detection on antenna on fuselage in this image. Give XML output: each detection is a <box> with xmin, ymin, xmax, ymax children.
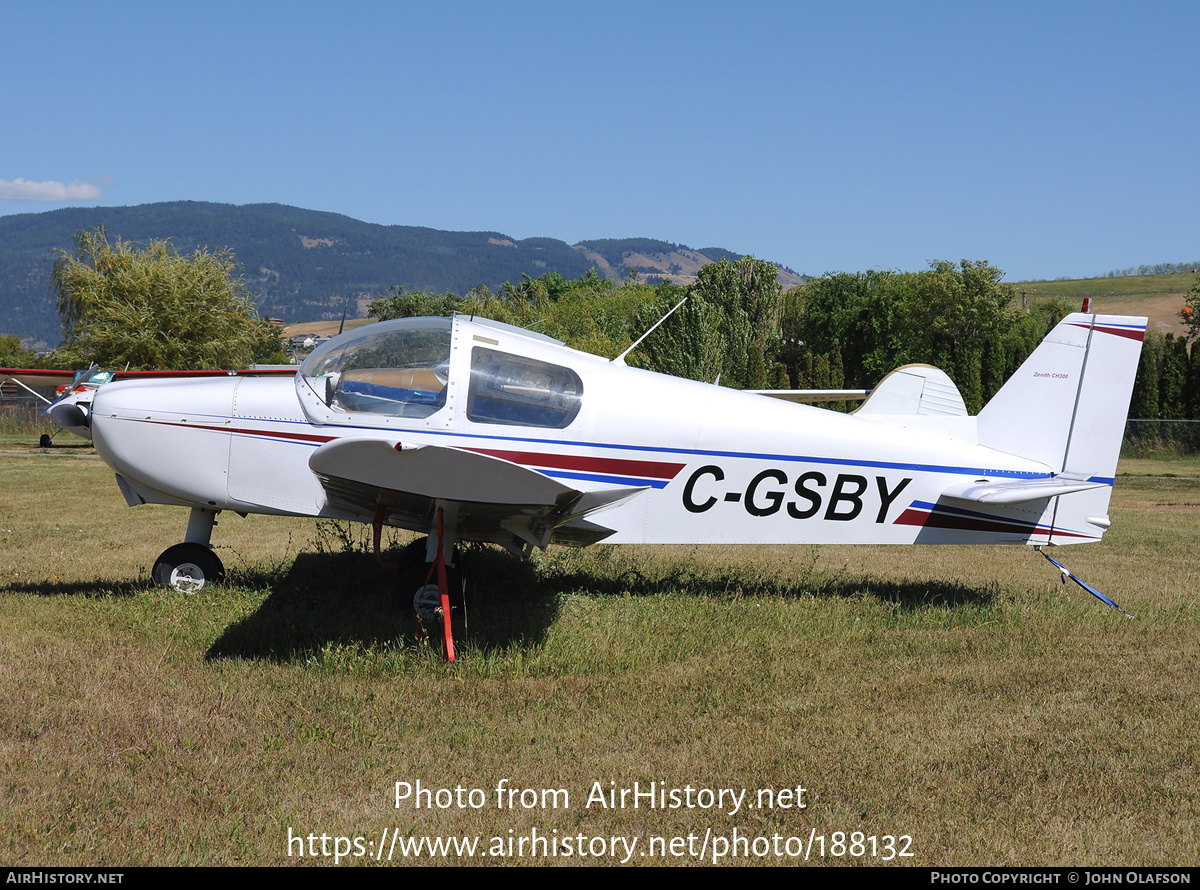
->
<box><xmin>611</xmin><ymin>296</ymin><xmax>687</xmax><ymax>366</ymax></box>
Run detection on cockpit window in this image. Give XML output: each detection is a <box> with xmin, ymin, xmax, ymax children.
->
<box><xmin>467</xmin><ymin>347</ymin><xmax>582</xmax><ymax>428</ymax></box>
<box><xmin>299</xmin><ymin>318</ymin><xmax>451</xmax><ymax>418</ymax></box>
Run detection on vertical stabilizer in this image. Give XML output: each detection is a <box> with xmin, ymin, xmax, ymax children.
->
<box><xmin>976</xmin><ymin>312</ymin><xmax>1146</xmax><ymax>542</ymax></box>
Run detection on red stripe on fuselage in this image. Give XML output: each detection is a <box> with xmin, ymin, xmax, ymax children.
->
<box><xmin>141</xmin><ymin>420</ymin><xmax>682</xmax><ymax>479</ymax></box>
<box><xmin>150</xmin><ymin>419</ymin><xmax>336</xmax><ymax>444</ymax></box>
<box><xmin>467</xmin><ymin>447</ymin><xmax>686</xmax><ymax>480</ymax></box>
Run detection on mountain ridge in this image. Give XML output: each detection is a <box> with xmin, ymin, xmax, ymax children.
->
<box><xmin>0</xmin><ymin>201</ymin><xmax>803</xmax><ymax>347</ymax></box>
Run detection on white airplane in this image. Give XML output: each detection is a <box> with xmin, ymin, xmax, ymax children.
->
<box><xmin>82</xmin><ymin>308</ymin><xmax>1147</xmax><ymax>659</ymax></box>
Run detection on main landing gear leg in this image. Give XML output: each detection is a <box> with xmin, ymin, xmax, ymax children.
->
<box><xmin>429</xmin><ymin>507</ymin><xmax>455</xmax><ymax>663</ymax></box>
<box><xmin>387</xmin><ymin>505</ymin><xmax>462</xmax><ymax>662</ymax></box>
<box><xmin>152</xmin><ymin>507</ymin><xmax>225</xmax><ymax>593</ymax></box>
<box><xmin>408</xmin><ymin>508</ymin><xmax>459</xmax><ymax>663</ymax></box>
<box><xmin>372</xmin><ymin>502</ymin><xmax>398</xmax><ymax>570</ymax></box>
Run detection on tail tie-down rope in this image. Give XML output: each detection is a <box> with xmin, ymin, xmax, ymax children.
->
<box><xmin>1036</xmin><ymin>546</ymin><xmax>1133</xmax><ymax>619</ymax></box>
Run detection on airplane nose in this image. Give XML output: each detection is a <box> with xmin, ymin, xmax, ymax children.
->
<box><xmin>48</xmin><ymin>397</ymin><xmax>92</xmax><ymax>440</ymax></box>
<box><xmin>50</xmin><ymin>400</ymin><xmax>89</xmax><ymax>431</ymax></box>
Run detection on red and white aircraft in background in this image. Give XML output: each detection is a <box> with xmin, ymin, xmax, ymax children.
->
<box><xmin>62</xmin><ymin>308</ymin><xmax>1144</xmax><ymax>659</ymax></box>
<box><xmin>2</xmin><ymin>366</ymin><xmax>295</xmax><ymax>442</ymax></box>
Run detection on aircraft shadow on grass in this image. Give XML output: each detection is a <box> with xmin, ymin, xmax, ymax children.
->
<box><xmin>9</xmin><ymin>579</ymin><xmax>143</xmax><ymax>599</ymax></box>
<box><xmin>40</xmin><ymin>310</ymin><xmax>1144</xmax><ymax>662</ymax></box>
<box><xmin>1</xmin><ymin>546</ymin><xmax>991</xmax><ymax>667</ymax></box>
<box><xmin>202</xmin><ymin>545</ymin><xmax>996</xmax><ymax>664</ymax></box>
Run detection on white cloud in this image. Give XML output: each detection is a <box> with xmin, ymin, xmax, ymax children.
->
<box><xmin>0</xmin><ymin>178</ymin><xmax>105</xmax><ymax>202</ymax></box>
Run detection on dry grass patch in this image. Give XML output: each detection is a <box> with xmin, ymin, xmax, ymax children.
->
<box><xmin>1</xmin><ymin>456</ymin><xmax>1197</xmax><ymax>865</ymax></box>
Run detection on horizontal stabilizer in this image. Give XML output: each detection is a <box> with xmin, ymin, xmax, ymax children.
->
<box><xmin>941</xmin><ymin>475</ymin><xmax>1106</xmax><ymax>505</ymax></box>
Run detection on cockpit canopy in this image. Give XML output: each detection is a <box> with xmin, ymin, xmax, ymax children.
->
<box><xmin>299</xmin><ymin>317</ymin><xmax>451</xmax><ymax>419</ymax></box>
<box><xmin>466</xmin><ymin>345</ymin><xmax>582</xmax><ymax>428</ymax></box>
<box><xmin>297</xmin><ymin>315</ymin><xmax>584</xmax><ymax>428</ymax></box>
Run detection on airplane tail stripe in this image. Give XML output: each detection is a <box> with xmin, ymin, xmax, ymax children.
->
<box><xmin>1066</xmin><ymin>322</ymin><xmax>1146</xmax><ymax>342</ymax></box>
<box><xmin>895</xmin><ymin>501</ymin><xmax>1094</xmax><ymax>540</ymax></box>
<box><xmin>895</xmin><ymin>506</ymin><xmax>1037</xmax><ymax>536</ymax></box>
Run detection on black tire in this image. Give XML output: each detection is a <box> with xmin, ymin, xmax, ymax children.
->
<box><xmin>152</xmin><ymin>543</ymin><xmax>225</xmax><ymax>593</ymax></box>
<box><xmin>38</xmin><ymin>434</ymin><xmax>52</xmax><ymax>448</ymax></box>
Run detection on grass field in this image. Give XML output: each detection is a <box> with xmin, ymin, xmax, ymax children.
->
<box><xmin>1010</xmin><ymin>272</ymin><xmax>1197</xmax><ymax>336</ymax></box>
<box><xmin>1011</xmin><ymin>272</ymin><xmax>1196</xmax><ymax>301</ymax></box>
<box><xmin>1</xmin><ymin>451</ymin><xmax>1197</xmax><ymax>866</ymax></box>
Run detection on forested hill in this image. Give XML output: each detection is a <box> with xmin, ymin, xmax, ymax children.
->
<box><xmin>0</xmin><ymin>201</ymin><xmax>802</xmax><ymax>347</ymax></box>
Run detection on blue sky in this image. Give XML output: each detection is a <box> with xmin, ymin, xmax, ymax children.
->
<box><xmin>3</xmin><ymin>1</ymin><xmax>1196</xmax><ymax>281</ymax></box>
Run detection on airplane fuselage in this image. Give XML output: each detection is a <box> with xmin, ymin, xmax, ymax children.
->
<box><xmin>90</xmin><ymin>314</ymin><xmax>1101</xmax><ymax>550</ymax></box>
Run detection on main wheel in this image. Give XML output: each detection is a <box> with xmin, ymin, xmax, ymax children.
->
<box><xmin>396</xmin><ymin>561</ymin><xmax>463</xmax><ymax>619</ymax></box>
<box><xmin>152</xmin><ymin>543</ymin><xmax>225</xmax><ymax>593</ymax></box>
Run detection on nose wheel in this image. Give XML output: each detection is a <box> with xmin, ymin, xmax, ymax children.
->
<box><xmin>152</xmin><ymin>543</ymin><xmax>225</xmax><ymax>593</ymax></box>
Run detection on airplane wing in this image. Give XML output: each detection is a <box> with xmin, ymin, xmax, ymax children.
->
<box><xmin>0</xmin><ymin>368</ymin><xmax>77</xmax><ymax>388</ymax></box>
<box><xmin>1</xmin><ymin>368</ymin><xmax>77</xmax><ymax>405</ymax></box>
<box><xmin>3</xmin><ymin>367</ymin><xmax>294</xmax><ymax>386</ymax></box>
<box><xmin>3</xmin><ymin>366</ymin><xmax>296</xmax><ymax>411</ymax></box>
<box><xmin>750</xmin><ymin>364</ymin><xmax>963</xmax><ymax>412</ymax></box>
<box><xmin>308</xmin><ymin>439</ymin><xmax>647</xmax><ymax>549</ymax></box>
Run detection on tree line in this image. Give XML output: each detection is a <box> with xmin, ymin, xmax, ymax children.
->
<box><xmin>1131</xmin><ymin>276</ymin><xmax>1200</xmax><ymax>422</ymax></box>
<box><xmin>1130</xmin><ymin>331</ymin><xmax>1200</xmax><ymax>420</ymax></box>
<box><xmin>369</xmin><ymin>257</ymin><xmax>1086</xmax><ymax>414</ymax></box>
<box><xmin>39</xmin><ymin>226</ymin><xmax>1200</xmax><ymax>430</ymax></box>
<box><xmin>1104</xmin><ymin>261</ymin><xmax>1199</xmax><ymax>278</ymax></box>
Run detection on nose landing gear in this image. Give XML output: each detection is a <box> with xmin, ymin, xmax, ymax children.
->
<box><xmin>152</xmin><ymin>506</ymin><xmax>225</xmax><ymax>593</ymax></box>
<box><xmin>152</xmin><ymin>542</ymin><xmax>225</xmax><ymax>593</ymax></box>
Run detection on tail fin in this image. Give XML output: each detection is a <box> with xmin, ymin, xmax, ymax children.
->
<box><xmin>977</xmin><ymin>312</ymin><xmax>1147</xmax><ymax>542</ymax></box>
